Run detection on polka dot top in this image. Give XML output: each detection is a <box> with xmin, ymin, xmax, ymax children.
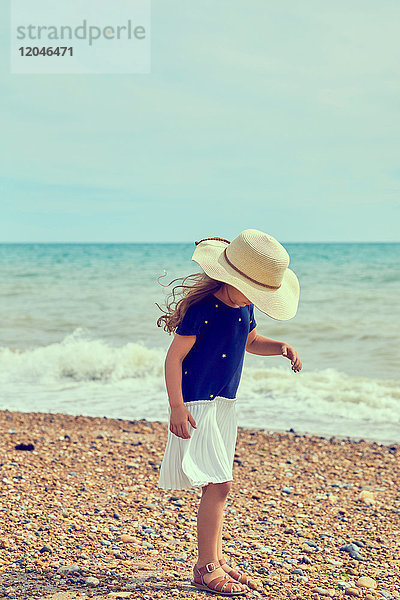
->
<box><xmin>176</xmin><ymin>294</ymin><xmax>257</xmax><ymax>403</ymax></box>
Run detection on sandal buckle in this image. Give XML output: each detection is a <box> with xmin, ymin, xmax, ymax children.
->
<box><xmin>205</xmin><ymin>562</ymin><xmax>216</xmax><ymax>573</ymax></box>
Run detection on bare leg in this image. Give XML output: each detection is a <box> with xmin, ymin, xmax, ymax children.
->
<box><xmin>215</xmin><ymin>499</ymin><xmax>258</xmax><ymax>589</ymax></box>
<box><xmin>200</xmin><ymin>487</ymin><xmax>224</xmax><ymax>562</ymax></box>
<box><xmin>217</xmin><ymin>519</ymin><xmax>223</xmax><ymax>561</ymax></box>
<box><xmin>196</xmin><ymin>482</ymin><xmax>245</xmax><ymax>592</ymax></box>
<box><xmin>200</xmin><ymin>485</ymin><xmax>225</xmax><ymax>559</ymax></box>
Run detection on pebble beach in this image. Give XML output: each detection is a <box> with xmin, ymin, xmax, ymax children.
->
<box><xmin>0</xmin><ymin>410</ymin><xmax>399</xmax><ymax>600</ymax></box>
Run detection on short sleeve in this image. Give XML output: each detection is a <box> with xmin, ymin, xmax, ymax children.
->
<box><xmin>249</xmin><ymin>304</ymin><xmax>257</xmax><ymax>332</ymax></box>
<box><xmin>176</xmin><ymin>303</ymin><xmax>204</xmax><ymax>336</ymax></box>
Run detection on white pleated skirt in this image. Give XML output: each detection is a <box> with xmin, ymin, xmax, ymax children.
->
<box><xmin>158</xmin><ymin>397</ymin><xmax>238</xmax><ymax>490</ymax></box>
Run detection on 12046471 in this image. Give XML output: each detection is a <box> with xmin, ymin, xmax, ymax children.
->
<box><xmin>18</xmin><ymin>46</ymin><xmax>73</xmax><ymax>57</ymax></box>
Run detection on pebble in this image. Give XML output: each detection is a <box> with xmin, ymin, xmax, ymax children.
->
<box><xmin>311</xmin><ymin>587</ymin><xmax>335</xmax><ymax>597</ymax></box>
<box><xmin>256</xmin><ymin>544</ymin><xmax>273</xmax><ymax>554</ymax></box>
<box><xmin>340</xmin><ymin>543</ymin><xmax>364</xmax><ymax>561</ymax></box>
<box><xmin>57</xmin><ymin>564</ymin><xmax>81</xmax><ymax>575</ymax></box>
<box><xmin>345</xmin><ymin>589</ymin><xmax>361</xmax><ymax>597</ymax></box>
<box><xmin>143</xmin><ymin>527</ymin><xmax>156</xmax><ymax>534</ymax></box>
<box><xmin>358</xmin><ymin>490</ymin><xmax>376</xmax><ymax>504</ymax></box>
<box><xmin>119</xmin><ymin>534</ymin><xmax>136</xmax><ymax>543</ymax></box>
<box><xmin>299</xmin><ymin>556</ymin><xmax>311</xmax><ymax>564</ymax></box>
<box><xmin>284</xmin><ymin>527</ymin><xmax>295</xmax><ymax>534</ymax></box>
<box><xmin>85</xmin><ymin>576</ymin><xmax>100</xmax><ymax>587</ymax></box>
<box><xmin>357</xmin><ymin>576</ymin><xmax>377</xmax><ymax>589</ymax></box>
<box><xmin>14</xmin><ymin>443</ymin><xmax>34</xmax><ymax>451</ymax></box>
<box><xmin>173</xmin><ymin>554</ymin><xmax>187</xmax><ymax>563</ymax></box>
<box><xmin>326</xmin><ymin>558</ymin><xmax>343</xmax><ymax>567</ymax></box>
<box><xmin>338</xmin><ymin>582</ymin><xmax>354</xmax><ymax>590</ymax></box>
<box><xmin>0</xmin><ymin>411</ymin><xmax>398</xmax><ymax>600</ymax></box>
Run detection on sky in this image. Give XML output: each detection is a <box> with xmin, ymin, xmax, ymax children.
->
<box><xmin>1</xmin><ymin>0</ymin><xmax>399</xmax><ymax>243</ymax></box>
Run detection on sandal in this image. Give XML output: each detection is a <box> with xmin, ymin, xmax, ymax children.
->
<box><xmin>191</xmin><ymin>562</ymin><xmax>248</xmax><ymax>596</ymax></box>
<box><xmin>219</xmin><ymin>558</ymin><xmax>261</xmax><ymax>591</ymax></box>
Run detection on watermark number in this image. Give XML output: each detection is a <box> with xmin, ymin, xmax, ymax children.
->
<box><xmin>19</xmin><ymin>46</ymin><xmax>73</xmax><ymax>57</ymax></box>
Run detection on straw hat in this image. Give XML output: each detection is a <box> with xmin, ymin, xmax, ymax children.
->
<box><xmin>192</xmin><ymin>229</ymin><xmax>300</xmax><ymax>320</ymax></box>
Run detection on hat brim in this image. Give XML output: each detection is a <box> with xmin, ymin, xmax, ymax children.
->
<box><xmin>192</xmin><ymin>239</ymin><xmax>300</xmax><ymax>321</ymax></box>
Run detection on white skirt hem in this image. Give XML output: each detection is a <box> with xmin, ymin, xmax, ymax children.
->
<box><xmin>158</xmin><ymin>476</ymin><xmax>234</xmax><ymax>491</ymax></box>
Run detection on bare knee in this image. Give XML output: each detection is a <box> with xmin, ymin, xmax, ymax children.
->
<box><xmin>201</xmin><ymin>484</ymin><xmax>209</xmax><ymax>496</ymax></box>
<box><xmin>210</xmin><ymin>481</ymin><xmax>232</xmax><ymax>497</ymax></box>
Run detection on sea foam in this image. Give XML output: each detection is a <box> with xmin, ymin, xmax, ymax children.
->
<box><xmin>0</xmin><ymin>329</ymin><xmax>398</xmax><ymax>442</ymax></box>
<box><xmin>0</xmin><ymin>328</ymin><xmax>164</xmax><ymax>384</ymax></box>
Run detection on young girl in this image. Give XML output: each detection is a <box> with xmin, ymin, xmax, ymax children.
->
<box><xmin>157</xmin><ymin>229</ymin><xmax>302</xmax><ymax>596</ymax></box>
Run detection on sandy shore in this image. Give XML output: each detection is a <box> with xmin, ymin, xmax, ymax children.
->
<box><xmin>0</xmin><ymin>410</ymin><xmax>399</xmax><ymax>600</ymax></box>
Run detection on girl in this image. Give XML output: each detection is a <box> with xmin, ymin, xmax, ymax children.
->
<box><xmin>157</xmin><ymin>229</ymin><xmax>302</xmax><ymax>596</ymax></box>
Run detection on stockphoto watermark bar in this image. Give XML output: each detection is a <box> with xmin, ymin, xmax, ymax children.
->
<box><xmin>16</xmin><ymin>20</ymin><xmax>146</xmax><ymax>47</ymax></box>
<box><xmin>10</xmin><ymin>0</ymin><xmax>151</xmax><ymax>74</ymax></box>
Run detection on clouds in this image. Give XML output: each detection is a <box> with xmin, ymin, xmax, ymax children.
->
<box><xmin>0</xmin><ymin>1</ymin><xmax>399</xmax><ymax>241</ymax></box>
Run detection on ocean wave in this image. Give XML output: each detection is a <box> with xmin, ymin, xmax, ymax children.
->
<box><xmin>0</xmin><ymin>331</ymin><xmax>398</xmax><ymax>433</ymax></box>
<box><xmin>0</xmin><ymin>328</ymin><xmax>164</xmax><ymax>384</ymax></box>
<box><xmin>240</xmin><ymin>366</ymin><xmax>400</xmax><ymax>423</ymax></box>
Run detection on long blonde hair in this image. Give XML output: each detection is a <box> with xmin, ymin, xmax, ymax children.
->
<box><xmin>156</xmin><ymin>272</ymin><xmax>223</xmax><ymax>334</ymax></box>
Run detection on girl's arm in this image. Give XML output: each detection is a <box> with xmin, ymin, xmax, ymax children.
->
<box><xmin>246</xmin><ymin>328</ymin><xmax>302</xmax><ymax>372</ymax></box>
<box><xmin>165</xmin><ymin>334</ymin><xmax>198</xmax><ymax>439</ymax></box>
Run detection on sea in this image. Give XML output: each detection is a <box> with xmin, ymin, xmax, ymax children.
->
<box><xmin>0</xmin><ymin>242</ymin><xmax>399</xmax><ymax>443</ymax></box>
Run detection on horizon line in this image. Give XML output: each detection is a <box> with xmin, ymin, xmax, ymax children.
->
<box><xmin>0</xmin><ymin>240</ymin><xmax>399</xmax><ymax>245</ymax></box>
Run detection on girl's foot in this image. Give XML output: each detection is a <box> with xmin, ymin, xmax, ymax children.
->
<box><xmin>219</xmin><ymin>558</ymin><xmax>260</xmax><ymax>590</ymax></box>
<box><xmin>193</xmin><ymin>562</ymin><xmax>248</xmax><ymax>595</ymax></box>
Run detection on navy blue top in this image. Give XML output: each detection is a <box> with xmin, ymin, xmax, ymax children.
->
<box><xmin>176</xmin><ymin>294</ymin><xmax>257</xmax><ymax>402</ymax></box>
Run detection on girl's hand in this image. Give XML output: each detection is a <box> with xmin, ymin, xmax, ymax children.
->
<box><xmin>170</xmin><ymin>404</ymin><xmax>197</xmax><ymax>439</ymax></box>
<box><xmin>281</xmin><ymin>344</ymin><xmax>302</xmax><ymax>372</ymax></box>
